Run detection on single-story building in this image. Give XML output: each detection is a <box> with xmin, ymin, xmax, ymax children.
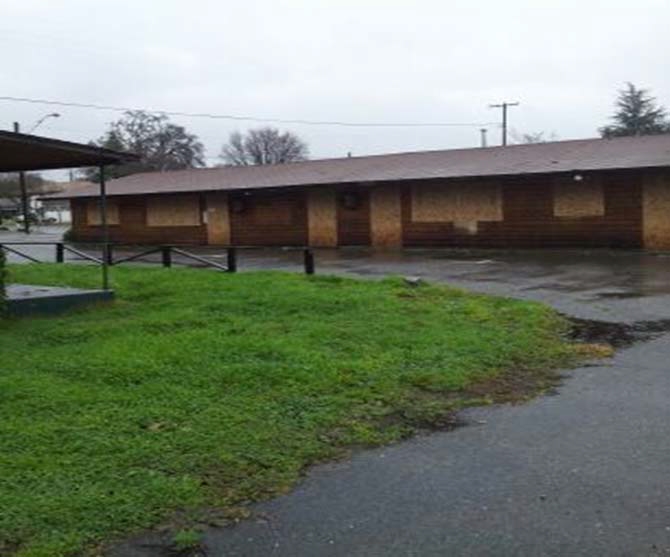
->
<box><xmin>47</xmin><ymin>135</ymin><xmax>670</xmax><ymax>250</ymax></box>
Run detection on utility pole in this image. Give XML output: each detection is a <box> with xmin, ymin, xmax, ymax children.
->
<box><xmin>12</xmin><ymin>113</ymin><xmax>60</xmax><ymax>234</ymax></box>
<box><xmin>13</xmin><ymin>122</ymin><xmax>30</xmax><ymax>234</ymax></box>
<box><xmin>489</xmin><ymin>101</ymin><xmax>519</xmax><ymax>146</ymax></box>
<box><xmin>480</xmin><ymin>128</ymin><xmax>488</xmax><ymax>148</ymax></box>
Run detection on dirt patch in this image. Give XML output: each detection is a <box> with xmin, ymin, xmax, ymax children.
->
<box><xmin>464</xmin><ymin>365</ymin><xmax>563</xmax><ymax>404</ymax></box>
<box><xmin>568</xmin><ymin>317</ymin><xmax>670</xmax><ymax>348</ymax></box>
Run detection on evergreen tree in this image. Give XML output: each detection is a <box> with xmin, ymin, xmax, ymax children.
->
<box><xmin>599</xmin><ymin>83</ymin><xmax>668</xmax><ymax>138</ymax></box>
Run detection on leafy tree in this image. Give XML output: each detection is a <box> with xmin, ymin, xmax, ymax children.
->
<box><xmin>221</xmin><ymin>127</ymin><xmax>309</xmax><ymax>166</ymax></box>
<box><xmin>0</xmin><ymin>174</ymin><xmax>52</xmax><ymax>205</ymax></box>
<box><xmin>83</xmin><ymin>111</ymin><xmax>205</xmax><ymax>181</ymax></box>
<box><xmin>599</xmin><ymin>83</ymin><xmax>669</xmax><ymax>138</ymax></box>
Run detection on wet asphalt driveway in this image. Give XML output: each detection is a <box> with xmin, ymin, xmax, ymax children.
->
<box><xmin>5</xmin><ymin>230</ymin><xmax>670</xmax><ymax>556</ymax></box>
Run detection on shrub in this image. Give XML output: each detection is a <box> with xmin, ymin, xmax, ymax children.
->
<box><xmin>62</xmin><ymin>227</ymin><xmax>75</xmax><ymax>242</ymax></box>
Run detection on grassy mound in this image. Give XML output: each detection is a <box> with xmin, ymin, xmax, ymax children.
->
<box><xmin>1</xmin><ymin>264</ymin><xmax>577</xmax><ymax>556</ymax></box>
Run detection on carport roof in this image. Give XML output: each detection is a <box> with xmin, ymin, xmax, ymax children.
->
<box><xmin>0</xmin><ymin>130</ymin><xmax>139</xmax><ymax>172</ymax></box>
<box><xmin>46</xmin><ymin>134</ymin><xmax>670</xmax><ymax>199</ymax></box>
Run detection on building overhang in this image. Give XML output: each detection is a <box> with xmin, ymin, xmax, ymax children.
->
<box><xmin>0</xmin><ymin>130</ymin><xmax>138</xmax><ymax>172</ymax></box>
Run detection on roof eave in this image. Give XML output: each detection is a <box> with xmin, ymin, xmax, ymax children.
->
<box><xmin>43</xmin><ymin>163</ymin><xmax>670</xmax><ymax>201</ymax></box>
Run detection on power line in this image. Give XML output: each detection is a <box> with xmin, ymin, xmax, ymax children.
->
<box><xmin>0</xmin><ymin>95</ymin><xmax>498</xmax><ymax>129</ymax></box>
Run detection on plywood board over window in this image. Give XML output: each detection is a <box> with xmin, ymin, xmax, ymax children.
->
<box><xmin>411</xmin><ymin>182</ymin><xmax>502</xmax><ymax>222</ymax></box>
<box><xmin>643</xmin><ymin>172</ymin><xmax>670</xmax><ymax>250</ymax></box>
<box><xmin>553</xmin><ymin>179</ymin><xmax>604</xmax><ymax>218</ymax></box>
<box><xmin>370</xmin><ymin>186</ymin><xmax>402</xmax><ymax>247</ymax></box>
<box><xmin>307</xmin><ymin>189</ymin><xmax>337</xmax><ymax>247</ymax></box>
<box><xmin>87</xmin><ymin>198</ymin><xmax>120</xmax><ymax>225</ymax></box>
<box><xmin>146</xmin><ymin>195</ymin><xmax>201</xmax><ymax>227</ymax></box>
<box><xmin>206</xmin><ymin>193</ymin><xmax>230</xmax><ymax>245</ymax></box>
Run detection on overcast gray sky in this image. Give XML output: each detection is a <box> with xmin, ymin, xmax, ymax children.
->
<box><xmin>2</xmin><ymin>0</ymin><xmax>669</xmax><ymax>173</ymax></box>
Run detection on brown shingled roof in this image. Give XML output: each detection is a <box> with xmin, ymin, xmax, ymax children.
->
<box><xmin>47</xmin><ymin>135</ymin><xmax>670</xmax><ymax>199</ymax></box>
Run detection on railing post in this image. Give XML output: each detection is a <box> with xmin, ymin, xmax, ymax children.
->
<box><xmin>304</xmin><ymin>248</ymin><xmax>315</xmax><ymax>275</ymax></box>
<box><xmin>227</xmin><ymin>247</ymin><xmax>237</xmax><ymax>273</ymax></box>
<box><xmin>161</xmin><ymin>246</ymin><xmax>172</xmax><ymax>268</ymax></box>
<box><xmin>104</xmin><ymin>243</ymin><xmax>114</xmax><ymax>266</ymax></box>
<box><xmin>55</xmin><ymin>242</ymin><xmax>64</xmax><ymax>263</ymax></box>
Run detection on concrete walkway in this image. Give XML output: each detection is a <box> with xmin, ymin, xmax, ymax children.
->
<box><xmin>104</xmin><ymin>248</ymin><xmax>670</xmax><ymax>556</ymax></box>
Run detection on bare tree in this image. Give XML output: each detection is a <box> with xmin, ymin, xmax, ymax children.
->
<box><xmin>221</xmin><ymin>127</ymin><xmax>309</xmax><ymax>166</ymax></box>
<box><xmin>222</xmin><ymin>131</ymin><xmax>248</xmax><ymax>166</ymax></box>
<box><xmin>509</xmin><ymin>129</ymin><xmax>559</xmax><ymax>144</ymax></box>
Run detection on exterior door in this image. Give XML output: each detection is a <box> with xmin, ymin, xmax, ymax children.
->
<box><xmin>337</xmin><ymin>189</ymin><xmax>371</xmax><ymax>245</ymax></box>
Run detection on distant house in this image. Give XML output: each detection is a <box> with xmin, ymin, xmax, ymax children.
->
<box><xmin>38</xmin><ymin>181</ymin><xmax>94</xmax><ymax>223</ymax></box>
<box><xmin>47</xmin><ymin>135</ymin><xmax>670</xmax><ymax>250</ymax></box>
<box><xmin>0</xmin><ymin>198</ymin><xmax>19</xmax><ymax>222</ymax></box>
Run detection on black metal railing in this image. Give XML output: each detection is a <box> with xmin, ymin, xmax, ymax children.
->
<box><xmin>0</xmin><ymin>242</ymin><xmax>317</xmax><ymax>275</ymax></box>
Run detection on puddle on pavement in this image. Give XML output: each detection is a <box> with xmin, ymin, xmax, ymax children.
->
<box><xmin>569</xmin><ymin>317</ymin><xmax>670</xmax><ymax>348</ymax></box>
<box><xmin>594</xmin><ymin>290</ymin><xmax>645</xmax><ymax>299</ymax></box>
<box><xmin>343</xmin><ymin>267</ymin><xmax>388</xmax><ymax>276</ymax></box>
<box><xmin>521</xmin><ymin>282</ymin><xmax>587</xmax><ymax>293</ymax></box>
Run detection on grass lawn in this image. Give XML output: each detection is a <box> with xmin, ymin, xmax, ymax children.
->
<box><xmin>1</xmin><ymin>264</ymin><xmax>579</xmax><ymax>557</ymax></box>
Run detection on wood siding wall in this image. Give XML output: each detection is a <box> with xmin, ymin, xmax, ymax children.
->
<box><xmin>229</xmin><ymin>190</ymin><xmax>307</xmax><ymax>246</ymax></box>
<box><xmin>71</xmin><ymin>195</ymin><xmax>207</xmax><ymax>244</ymax></box>
<box><xmin>69</xmin><ymin>169</ymin><xmax>658</xmax><ymax>249</ymax></box>
<box><xmin>402</xmin><ymin>172</ymin><xmax>643</xmax><ymax>248</ymax></box>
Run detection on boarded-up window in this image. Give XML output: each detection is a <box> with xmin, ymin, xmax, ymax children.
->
<box><xmin>308</xmin><ymin>189</ymin><xmax>337</xmax><ymax>247</ymax></box>
<box><xmin>411</xmin><ymin>183</ymin><xmax>502</xmax><ymax>222</ymax></box>
<box><xmin>87</xmin><ymin>199</ymin><xmax>120</xmax><ymax>225</ymax></box>
<box><xmin>146</xmin><ymin>195</ymin><xmax>201</xmax><ymax>227</ymax></box>
<box><xmin>643</xmin><ymin>173</ymin><xmax>670</xmax><ymax>250</ymax></box>
<box><xmin>370</xmin><ymin>186</ymin><xmax>402</xmax><ymax>247</ymax></box>
<box><xmin>553</xmin><ymin>181</ymin><xmax>604</xmax><ymax>218</ymax></box>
